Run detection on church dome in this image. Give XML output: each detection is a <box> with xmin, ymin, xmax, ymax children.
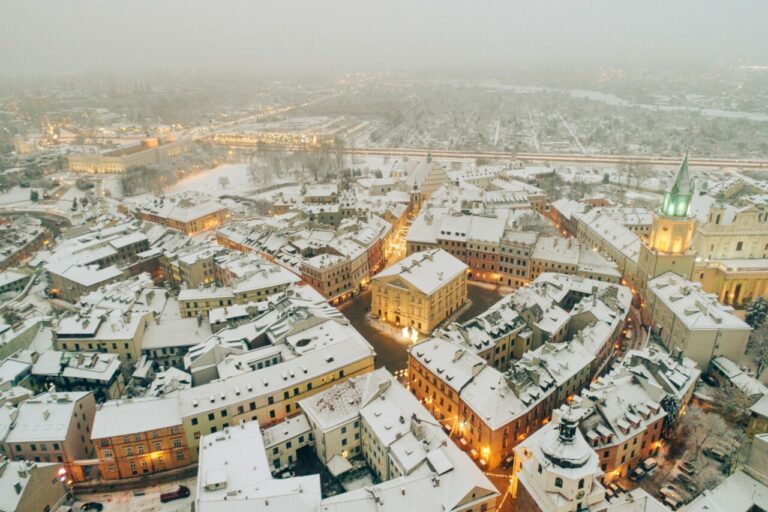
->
<box><xmin>541</xmin><ymin>410</ymin><xmax>592</xmax><ymax>469</ymax></box>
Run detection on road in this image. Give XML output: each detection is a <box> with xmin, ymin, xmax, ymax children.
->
<box><xmin>208</xmin><ymin>141</ymin><xmax>768</xmax><ymax>170</ymax></box>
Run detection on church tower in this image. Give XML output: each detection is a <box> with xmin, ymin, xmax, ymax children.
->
<box><xmin>637</xmin><ymin>154</ymin><xmax>697</xmax><ymax>293</ymax></box>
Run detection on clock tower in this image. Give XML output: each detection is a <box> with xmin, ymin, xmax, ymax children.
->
<box><xmin>637</xmin><ymin>154</ymin><xmax>697</xmax><ymax>294</ymax></box>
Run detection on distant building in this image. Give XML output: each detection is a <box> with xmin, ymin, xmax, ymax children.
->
<box><xmin>67</xmin><ymin>135</ymin><xmax>192</xmax><ymax>174</ymax></box>
<box><xmin>371</xmin><ymin>248</ymin><xmax>468</xmax><ymax>334</ymax></box>
<box><xmin>0</xmin><ymin>216</ymin><xmax>49</xmax><ymax>272</ymax></box>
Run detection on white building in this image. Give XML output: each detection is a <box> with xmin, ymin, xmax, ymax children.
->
<box><xmin>645</xmin><ymin>271</ymin><xmax>751</xmax><ymax>369</ymax></box>
<box><xmin>196</xmin><ymin>368</ymin><xmax>499</xmax><ymax>512</ymax></box>
<box><xmin>512</xmin><ymin>409</ymin><xmax>607</xmax><ymax>512</ymax></box>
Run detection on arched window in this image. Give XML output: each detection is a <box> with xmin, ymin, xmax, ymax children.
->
<box><xmin>555</xmin><ymin>477</ymin><xmax>563</xmax><ymax>488</ymax></box>
<box><xmin>538</xmin><ymin>464</ymin><xmax>543</xmax><ymax>474</ymax></box>
<box><xmin>578</xmin><ymin>479</ymin><xmax>585</xmax><ymax>489</ymax></box>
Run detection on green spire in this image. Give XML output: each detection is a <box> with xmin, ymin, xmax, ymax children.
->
<box><xmin>661</xmin><ymin>153</ymin><xmax>692</xmax><ymax>217</ymax></box>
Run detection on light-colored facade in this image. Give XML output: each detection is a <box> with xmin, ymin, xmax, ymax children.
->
<box><xmin>2</xmin><ymin>391</ymin><xmax>96</xmax><ymax>483</ymax></box>
<box><xmin>178</xmin><ymin>319</ymin><xmax>375</xmax><ymax>459</ymax></box>
<box><xmin>0</xmin><ymin>460</ymin><xmax>69</xmax><ymax>512</ymax></box>
<box><xmin>645</xmin><ymin>271</ymin><xmax>752</xmax><ymax>370</ymax></box>
<box><xmin>511</xmin><ymin>411</ymin><xmax>607</xmax><ymax>512</ymax></box>
<box><xmin>54</xmin><ymin>310</ymin><xmax>151</xmax><ymax>365</ymax></box>
<box><xmin>132</xmin><ymin>194</ymin><xmax>228</xmax><ymax>236</ymax></box>
<box><xmin>693</xmin><ymin>200</ymin><xmax>768</xmax><ymax>305</ymax></box>
<box><xmin>371</xmin><ymin>248</ymin><xmax>468</xmax><ymax>334</ymax></box>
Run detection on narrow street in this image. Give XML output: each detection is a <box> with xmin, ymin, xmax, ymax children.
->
<box><xmin>339</xmin><ymin>283</ymin><xmax>507</xmax><ymax>372</ymax></box>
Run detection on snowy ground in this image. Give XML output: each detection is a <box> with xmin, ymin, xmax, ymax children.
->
<box><xmin>75</xmin><ymin>477</ymin><xmax>196</xmax><ymax>512</ymax></box>
<box><xmin>168</xmin><ymin>163</ymin><xmax>259</xmax><ymax>196</ymax></box>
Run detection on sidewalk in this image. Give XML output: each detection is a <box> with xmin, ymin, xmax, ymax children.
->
<box><xmin>73</xmin><ymin>464</ymin><xmax>198</xmax><ymax>494</ymax></box>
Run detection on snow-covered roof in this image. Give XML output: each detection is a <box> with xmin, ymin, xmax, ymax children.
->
<box><xmin>91</xmin><ymin>396</ymin><xmax>182</xmax><ymax>439</ymax></box>
<box><xmin>5</xmin><ymin>391</ymin><xmax>91</xmax><ymax>443</ymax></box>
<box><xmin>648</xmin><ymin>272</ymin><xmax>751</xmax><ymax>331</ymax></box>
<box><xmin>373</xmin><ymin>248</ymin><xmax>467</xmax><ymax>295</ymax></box>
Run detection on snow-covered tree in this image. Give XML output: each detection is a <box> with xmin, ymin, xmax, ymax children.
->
<box><xmin>746</xmin><ymin>297</ymin><xmax>768</xmax><ymax>329</ymax></box>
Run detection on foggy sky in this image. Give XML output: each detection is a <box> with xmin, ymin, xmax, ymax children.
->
<box><xmin>1</xmin><ymin>0</ymin><xmax>767</xmax><ymax>76</ymax></box>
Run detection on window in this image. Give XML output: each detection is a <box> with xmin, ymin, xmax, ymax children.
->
<box><xmin>736</xmin><ymin>241</ymin><xmax>744</xmax><ymax>251</ymax></box>
<box><xmin>578</xmin><ymin>479</ymin><xmax>585</xmax><ymax>489</ymax></box>
<box><xmin>192</xmin><ymin>418</ymin><xmax>198</xmax><ymax>426</ymax></box>
<box><xmin>173</xmin><ymin>439</ymin><xmax>182</xmax><ymax>448</ymax></box>
<box><xmin>104</xmin><ymin>450</ymin><xmax>113</xmax><ymax>458</ymax></box>
<box><xmin>176</xmin><ymin>452</ymin><xmax>185</xmax><ymax>461</ymax></box>
<box><xmin>555</xmin><ymin>477</ymin><xmax>563</xmax><ymax>488</ymax></box>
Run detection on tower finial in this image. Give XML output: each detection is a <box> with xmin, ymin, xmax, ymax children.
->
<box><xmin>660</xmin><ymin>154</ymin><xmax>692</xmax><ymax>217</ymax></box>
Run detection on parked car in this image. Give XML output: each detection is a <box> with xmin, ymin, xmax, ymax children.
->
<box><xmin>663</xmin><ymin>496</ymin><xmax>683</xmax><ymax>510</ymax></box>
<box><xmin>660</xmin><ymin>484</ymin><xmax>682</xmax><ymax>501</ymax></box>
<box><xmin>642</xmin><ymin>457</ymin><xmax>658</xmax><ymax>473</ymax></box>
<box><xmin>629</xmin><ymin>467</ymin><xmax>646</xmax><ymax>481</ymax></box>
<box><xmin>616</xmin><ymin>480</ymin><xmax>631</xmax><ymax>493</ymax></box>
<box><xmin>678</xmin><ymin>460</ymin><xmax>697</xmax><ymax>476</ymax></box>
<box><xmin>677</xmin><ymin>472</ymin><xmax>698</xmax><ymax>492</ymax></box>
<box><xmin>703</xmin><ymin>447</ymin><xmax>727</xmax><ymax>463</ymax></box>
<box><xmin>160</xmin><ymin>485</ymin><xmax>190</xmax><ymax>503</ymax></box>
<box><xmin>80</xmin><ymin>504</ymin><xmax>103</xmax><ymax>512</ymax></box>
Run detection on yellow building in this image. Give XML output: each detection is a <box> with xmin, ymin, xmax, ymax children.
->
<box><xmin>371</xmin><ymin>248</ymin><xmax>468</xmax><ymax>334</ymax></box>
<box><xmin>133</xmin><ymin>195</ymin><xmax>228</xmax><ymax>236</ymax></box>
<box><xmin>91</xmin><ymin>397</ymin><xmax>191</xmax><ymax>480</ymax></box>
<box><xmin>638</xmin><ymin>155</ymin><xmax>697</xmax><ymax>299</ymax></box>
<box><xmin>68</xmin><ymin>136</ymin><xmax>192</xmax><ymax>174</ymax></box>
<box><xmin>692</xmin><ymin>200</ymin><xmax>768</xmax><ymax>305</ymax></box>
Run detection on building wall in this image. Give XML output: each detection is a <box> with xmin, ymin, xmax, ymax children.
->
<box><xmin>93</xmin><ymin>423</ymin><xmax>190</xmax><ymax>480</ymax></box>
<box><xmin>372</xmin><ymin>270</ymin><xmax>467</xmax><ymax>334</ymax></box>
<box><xmin>695</xmin><ymin>204</ymin><xmax>768</xmax><ymax>260</ymax></box>
<box><xmin>181</xmin><ymin>355</ymin><xmax>375</xmax><ymax>460</ymax></box>
<box><xmin>266</xmin><ymin>429</ymin><xmax>313</xmax><ymax>472</ymax></box>
<box><xmin>16</xmin><ymin>464</ymin><xmax>69</xmax><ymax>512</ymax></box>
<box><xmin>646</xmin><ymin>294</ymin><xmax>751</xmax><ymax>370</ymax></box>
<box><xmin>597</xmin><ymin>417</ymin><xmax>664</xmax><ymax>481</ymax></box>
<box><xmin>3</xmin><ymin>393</ymin><xmax>96</xmax><ymax>483</ymax></box>
<box><xmin>68</xmin><ymin>138</ymin><xmax>192</xmax><ymax>174</ymax></box>
<box><xmin>306</xmin><ymin>418</ymin><xmax>360</xmax><ymax>465</ymax></box>
<box><xmin>56</xmin><ymin>312</ymin><xmax>149</xmax><ymax>365</ymax></box>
